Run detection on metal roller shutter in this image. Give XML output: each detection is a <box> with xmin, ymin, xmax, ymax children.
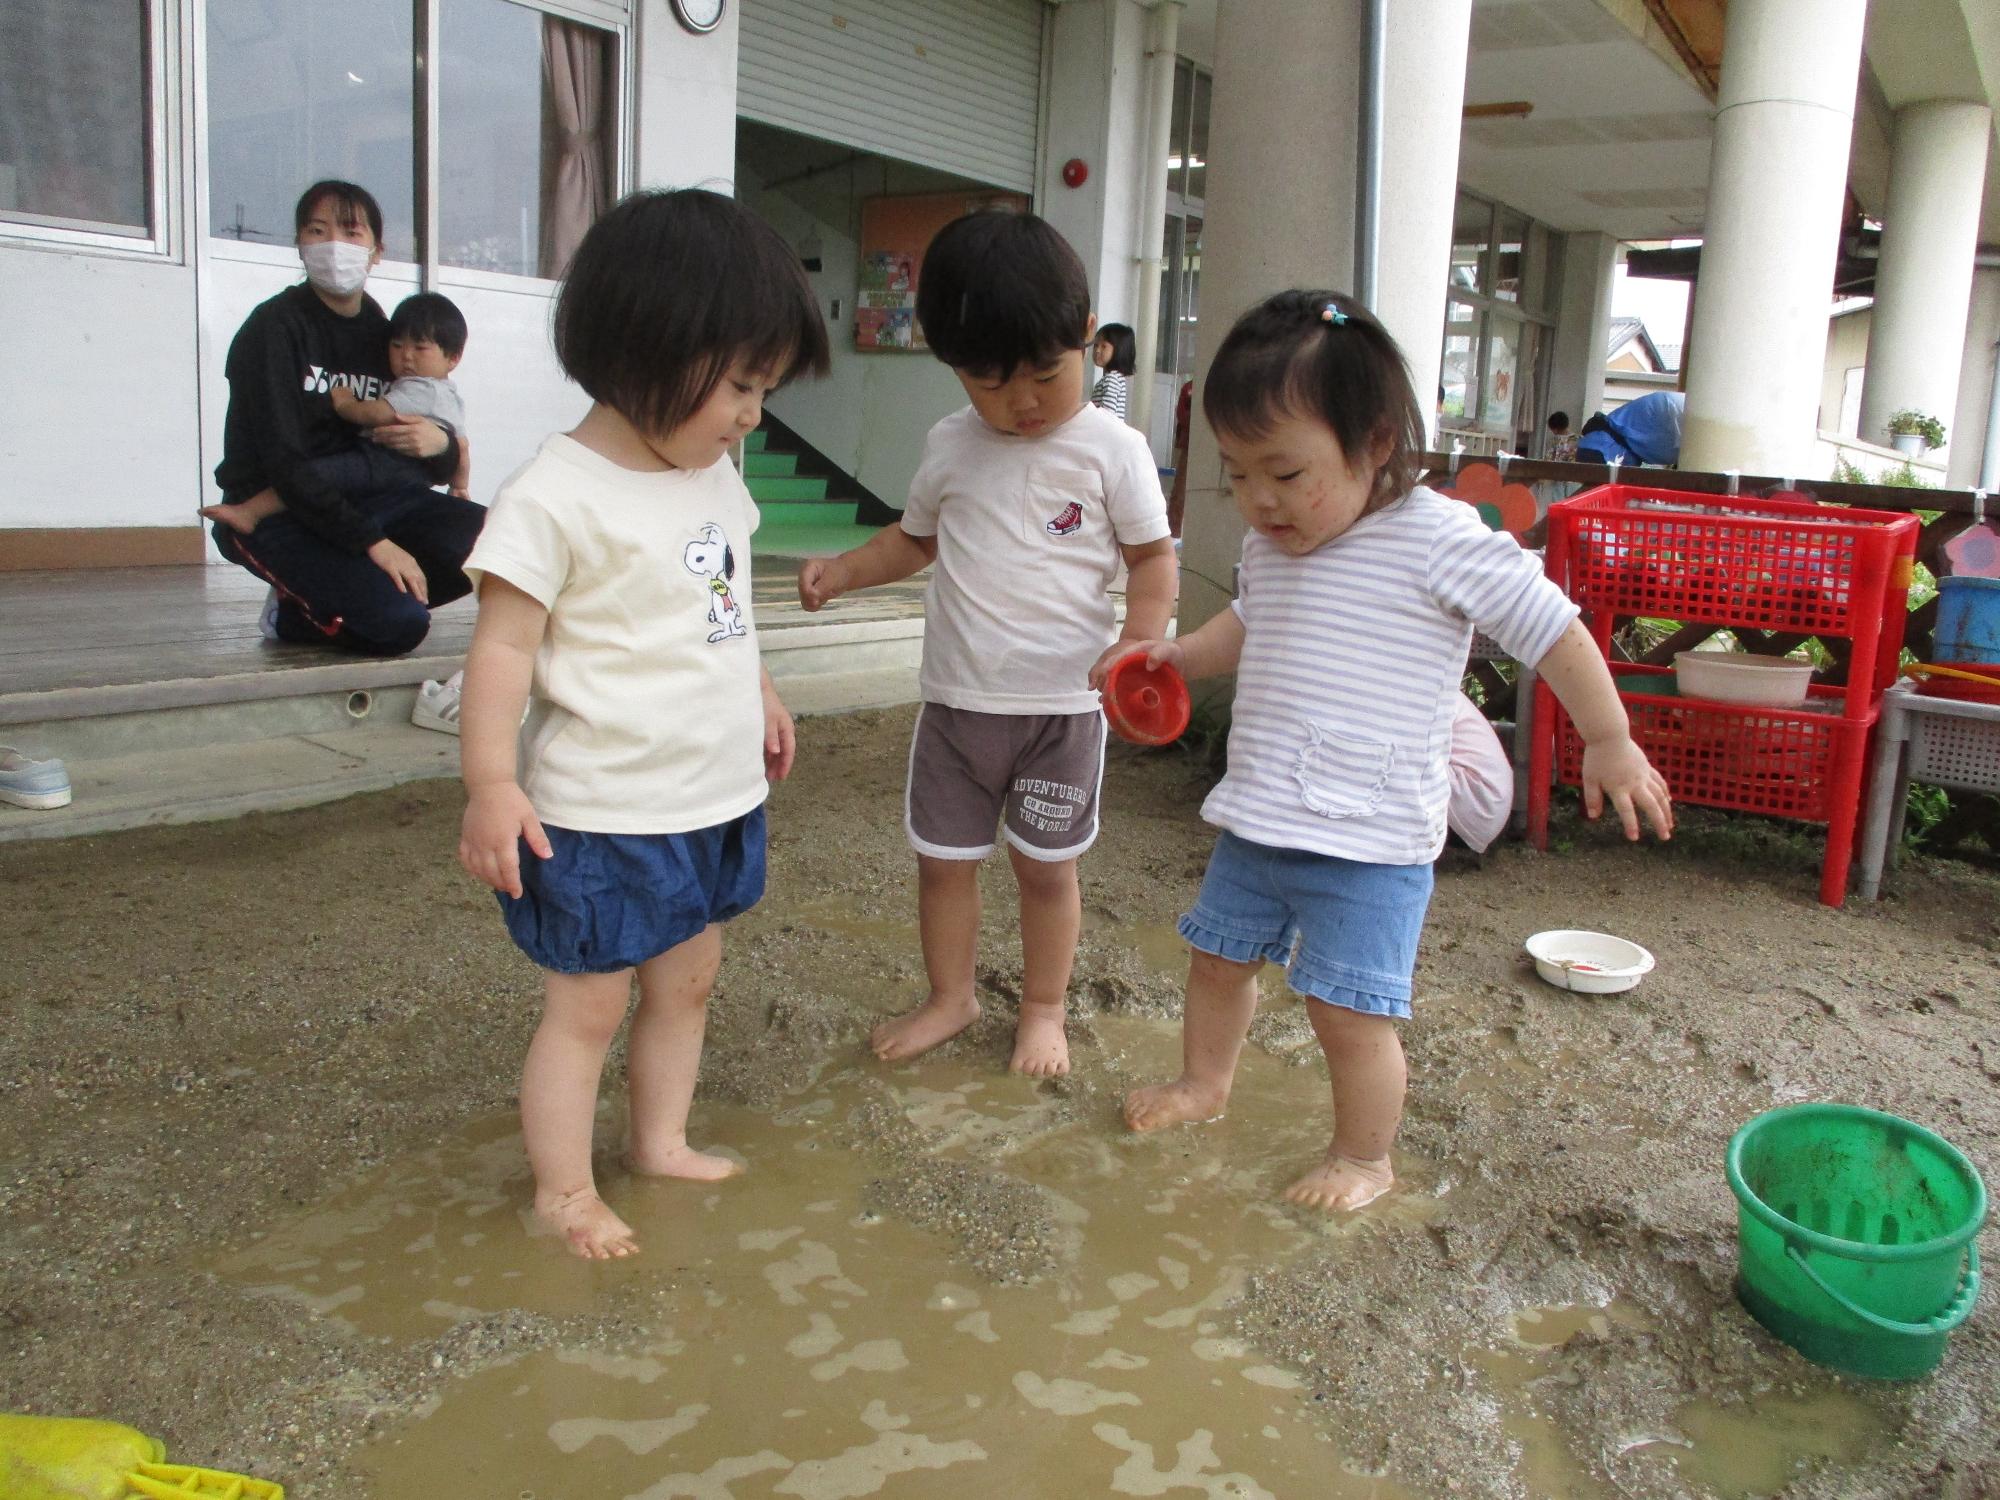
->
<box><xmin>738</xmin><ymin>0</ymin><xmax>1044</xmax><ymax>192</ymax></box>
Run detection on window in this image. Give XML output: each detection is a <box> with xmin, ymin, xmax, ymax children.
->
<box><xmin>0</xmin><ymin>0</ymin><xmax>155</xmax><ymax>239</ymax></box>
<box><xmin>1450</xmin><ymin>193</ymin><xmax>1490</xmax><ymax>297</ymax></box>
<box><xmin>440</xmin><ymin>1</ymin><xmax>617</xmax><ymax>279</ymax></box>
<box><xmin>1158</xmin><ymin>57</ymin><xmax>1210</xmax><ymax>376</ymax></box>
<box><xmin>1439</xmin><ymin>190</ymin><xmax>1553</xmax><ymax>441</ymax></box>
<box><xmin>207</xmin><ymin>0</ymin><xmax>416</xmax><ymax>258</ymax></box>
<box><xmin>206</xmin><ymin>0</ymin><xmax>623</xmax><ymax>280</ymax></box>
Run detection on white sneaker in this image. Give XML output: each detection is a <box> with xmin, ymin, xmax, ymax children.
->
<box><xmin>0</xmin><ymin>746</ymin><xmax>72</xmax><ymax>810</ymax></box>
<box><xmin>412</xmin><ymin>670</ymin><xmax>463</xmax><ymax>736</ymax></box>
<box><xmin>259</xmin><ymin>588</ymin><xmax>281</xmax><ymax>642</ymax></box>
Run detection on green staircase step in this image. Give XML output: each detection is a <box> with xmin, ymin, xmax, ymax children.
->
<box><xmin>747</xmin><ymin>474</ymin><xmax>830</xmax><ymax>502</ymax></box>
<box><xmin>743</xmin><ymin>451</ymin><xmax>798</xmax><ymax>477</ymax></box>
<box><xmin>743</xmin><ymin>429</ymin><xmax>768</xmax><ymax>452</ymax></box>
<box><xmin>758</xmin><ymin>500</ymin><xmax>857</xmax><ymax>527</ymax></box>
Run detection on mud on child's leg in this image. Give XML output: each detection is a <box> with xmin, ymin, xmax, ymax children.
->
<box><xmin>626</xmin><ymin>924</ymin><xmax>739</xmax><ymax>1183</ymax></box>
<box><xmin>871</xmin><ymin>854</ymin><xmax>983</xmax><ymax>1063</ymax></box>
<box><xmin>1007</xmin><ymin>846</ymin><xmax>1079</xmax><ymax>1078</ymax></box>
<box><xmin>1123</xmin><ymin>946</ymin><xmax>1262</xmax><ymax>1130</ymax></box>
<box><xmin>521</xmin><ymin>967</ymin><xmax>640</xmax><ymax>1260</ymax></box>
<box><xmin>1283</xmin><ymin>1002</ymin><xmax>1405</xmax><ymax>1213</ymax></box>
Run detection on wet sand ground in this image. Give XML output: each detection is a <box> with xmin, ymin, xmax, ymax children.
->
<box><xmin>3</xmin><ymin>704</ymin><xmax>1998</xmax><ymax>1498</ymax></box>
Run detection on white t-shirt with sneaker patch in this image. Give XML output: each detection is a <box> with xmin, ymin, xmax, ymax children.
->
<box><xmin>464</xmin><ymin>432</ymin><xmax>766</xmax><ymax>835</ymax></box>
<box><xmin>899</xmin><ymin>403</ymin><xmax>1170</xmax><ymax>715</ymax></box>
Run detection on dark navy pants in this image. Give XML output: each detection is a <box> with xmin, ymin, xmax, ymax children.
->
<box><xmin>212</xmin><ymin>474</ymin><xmax>484</xmax><ymax>657</ymax></box>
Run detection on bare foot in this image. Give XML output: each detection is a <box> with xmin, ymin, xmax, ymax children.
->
<box><xmin>627</xmin><ymin>1143</ymin><xmax>742</xmax><ymax>1182</ymax></box>
<box><xmin>534</xmin><ymin>1185</ymin><xmax>639</xmax><ymax>1259</ymax></box>
<box><xmin>871</xmin><ymin>991</ymin><xmax>981</xmax><ymax>1063</ymax></box>
<box><xmin>1010</xmin><ymin>1002</ymin><xmax>1070</xmax><ymax>1078</ymax></box>
<box><xmin>198</xmin><ymin>502</ymin><xmax>259</xmax><ymax>535</ymax></box>
<box><xmin>1283</xmin><ymin>1152</ymin><xmax>1394</xmax><ymax>1213</ymax></box>
<box><xmin>1122</xmin><ymin>1077</ymin><xmax>1229</xmax><ymax>1132</ymax></box>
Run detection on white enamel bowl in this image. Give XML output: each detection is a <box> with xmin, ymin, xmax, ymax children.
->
<box><xmin>1524</xmin><ymin>929</ymin><xmax>1656</xmax><ymax>994</ymax></box>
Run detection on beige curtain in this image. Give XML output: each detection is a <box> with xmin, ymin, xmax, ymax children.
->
<box><xmin>539</xmin><ymin>17</ymin><xmax>608</xmax><ymax>279</ymax></box>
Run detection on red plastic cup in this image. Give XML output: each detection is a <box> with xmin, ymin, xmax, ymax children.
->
<box><xmin>1101</xmin><ymin>652</ymin><xmax>1191</xmax><ymax>746</ymax></box>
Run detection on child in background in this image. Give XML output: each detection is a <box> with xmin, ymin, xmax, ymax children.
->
<box><xmin>1090</xmin><ymin>322</ymin><xmax>1137</xmax><ymax>421</ymax></box>
<box><xmin>455</xmin><ymin>190</ymin><xmax>828</xmax><ymax>1259</ymax></box>
<box><xmin>202</xmin><ymin>292</ymin><xmax>476</xmax><ymax>537</ymax></box>
<box><xmin>1111</xmin><ymin>290</ymin><xmax>1670</xmax><ymax>1212</ymax></box>
<box><xmin>798</xmin><ymin>212</ymin><xmax>1177</xmax><ymax>1078</ymax></box>
<box><xmin>1546</xmin><ymin>409</ymin><xmax>1578</xmax><ymax>465</ymax></box>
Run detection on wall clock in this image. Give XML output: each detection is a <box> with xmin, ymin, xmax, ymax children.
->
<box><xmin>672</xmin><ymin>0</ymin><xmax>725</xmax><ymax>34</ymax></box>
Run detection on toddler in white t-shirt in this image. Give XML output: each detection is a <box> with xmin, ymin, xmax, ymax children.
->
<box><xmin>454</xmin><ymin>190</ymin><xmax>829</xmax><ymax>1261</ymax></box>
<box><xmin>799</xmin><ymin>211</ymin><xmax>1178</xmax><ymax>1079</ymax></box>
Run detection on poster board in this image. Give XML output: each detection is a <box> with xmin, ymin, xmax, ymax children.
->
<box><xmin>855</xmin><ymin>190</ymin><xmax>1030</xmax><ymax>352</ymax></box>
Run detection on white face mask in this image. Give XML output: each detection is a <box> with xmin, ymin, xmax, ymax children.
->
<box><xmin>301</xmin><ymin>239</ymin><xmax>373</xmax><ymax>297</ymax></box>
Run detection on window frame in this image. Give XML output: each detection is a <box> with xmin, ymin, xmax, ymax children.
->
<box><xmin>1158</xmin><ymin>55</ymin><xmax>1209</xmax><ymax>378</ymax></box>
<box><xmin>1439</xmin><ymin>188</ymin><xmax>1556</xmax><ymax>441</ymax></box>
<box><xmin>0</xmin><ymin>0</ymin><xmax>185</xmax><ymax>261</ymax></box>
<box><xmin>191</xmin><ymin>0</ymin><xmax>631</xmax><ymax>288</ymax></box>
<box><xmin>418</xmin><ymin>0</ymin><xmax>633</xmax><ymax>292</ymax></box>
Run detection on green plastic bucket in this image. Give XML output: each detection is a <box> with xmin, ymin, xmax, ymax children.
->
<box><xmin>1727</xmin><ymin>1104</ymin><xmax>1985</xmax><ymax>1379</ymax></box>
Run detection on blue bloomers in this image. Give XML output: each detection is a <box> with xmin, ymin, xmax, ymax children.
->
<box><xmin>1177</xmin><ymin>830</ymin><xmax>1433</xmax><ymax>1019</ymax></box>
<box><xmin>500</xmin><ymin>806</ymin><xmax>767</xmax><ymax>974</ymax></box>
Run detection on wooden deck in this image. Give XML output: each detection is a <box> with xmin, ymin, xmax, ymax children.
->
<box><xmin>0</xmin><ymin>561</ymin><xmax>929</xmax><ymax>701</ymax></box>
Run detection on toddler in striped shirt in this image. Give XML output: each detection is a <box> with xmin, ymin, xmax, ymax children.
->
<box><xmin>1103</xmin><ymin>289</ymin><xmax>1672</xmax><ymax>1213</ymax></box>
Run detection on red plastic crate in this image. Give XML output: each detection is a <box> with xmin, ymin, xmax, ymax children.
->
<box><xmin>1551</xmin><ymin>666</ymin><xmax>1870</xmax><ymax>822</ymax></box>
<box><xmin>1531</xmin><ymin>486</ymin><xmax>1918</xmax><ymax>908</ymax></box>
<box><xmin>1545</xmin><ymin>486</ymin><xmax>1918</xmax><ymax>696</ymax></box>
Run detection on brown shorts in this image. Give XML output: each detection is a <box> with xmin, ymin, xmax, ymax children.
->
<box><xmin>905</xmin><ymin>703</ymin><xmax>1106</xmax><ymax>862</ymax></box>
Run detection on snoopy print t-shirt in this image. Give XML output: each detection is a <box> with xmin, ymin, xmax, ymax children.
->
<box><xmin>465</xmin><ymin>432</ymin><xmax>766</xmax><ymax>835</ymax></box>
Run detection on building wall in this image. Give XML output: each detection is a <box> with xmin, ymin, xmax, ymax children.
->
<box><xmin>1819</xmin><ymin>308</ymin><xmax>1872</xmax><ymax>437</ymax></box>
<box><xmin>0</xmin><ymin>0</ymin><xmax>736</xmax><ymax>546</ymax></box>
<box><xmin>741</xmin><ymin>154</ymin><xmax>973</xmax><ymax>513</ymax></box>
<box><xmin>0</xmin><ymin>246</ymin><xmax>201</xmax><ymax>532</ymax></box>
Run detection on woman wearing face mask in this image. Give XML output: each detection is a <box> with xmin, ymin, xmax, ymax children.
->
<box><xmin>207</xmin><ymin>179</ymin><xmax>483</xmax><ymax>655</ymax></box>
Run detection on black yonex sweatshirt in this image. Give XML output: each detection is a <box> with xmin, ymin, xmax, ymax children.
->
<box><xmin>213</xmin><ymin>283</ymin><xmax>459</xmax><ymax>554</ymax></box>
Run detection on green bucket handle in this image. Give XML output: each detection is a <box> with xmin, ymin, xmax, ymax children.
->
<box><xmin>1784</xmin><ymin>1241</ymin><xmax>1981</xmax><ymax>1337</ymax></box>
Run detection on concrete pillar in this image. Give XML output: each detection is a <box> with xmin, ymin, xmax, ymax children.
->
<box><xmin>1376</xmin><ymin>0</ymin><xmax>1472</xmax><ymax>451</ymax></box>
<box><xmin>1179</xmin><ymin>0</ymin><xmax>1469</xmax><ymax>635</ymax></box>
<box><xmin>1681</xmin><ymin>0</ymin><xmax>1866</xmax><ymax>476</ymax></box>
<box><xmin>1037</xmin><ymin>0</ymin><xmax>1150</xmax><ymax>322</ymax></box>
<box><xmin>1857</xmin><ymin>101</ymin><xmax>1993</xmax><ymax>454</ymax></box>
<box><xmin>1547</xmin><ymin>232</ymin><xmax>1617</xmax><ymax>437</ymax></box>
<box><xmin>1946</xmin><ymin>266</ymin><xmax>2000</xmax><ymax>491</ymax></box>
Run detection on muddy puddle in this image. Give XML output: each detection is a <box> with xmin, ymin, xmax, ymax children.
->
<box><xmin>212</xmin><ymin>994</ymin><xmax>1876</xmax><ymax>1499</ymax></box>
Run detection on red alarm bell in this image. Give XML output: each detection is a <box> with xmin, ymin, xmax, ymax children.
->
<box><xmin>1062</xmin><ymin>158</ymin><xmax>1089</xmax><ymax>189</ymax></box>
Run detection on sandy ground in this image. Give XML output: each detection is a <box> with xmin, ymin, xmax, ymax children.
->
<box><xmin>3</xmin><ymin>703</ymin><xmax>1998</xmax><ymax>1498</ymax></box>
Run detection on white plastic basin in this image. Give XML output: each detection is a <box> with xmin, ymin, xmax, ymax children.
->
<box><xmin>1524</xmin><ymin>930</ymin><xmax>1656</xmax><ymax>994</ymax></box>
<box><xmin>1672</xmin><ymin>650</ymin><xmax>1813</xmax><ymax>708</ymax></box>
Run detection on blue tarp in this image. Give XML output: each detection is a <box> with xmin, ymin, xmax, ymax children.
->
<box><xmin>1577</xmin><ymin>390</ymin><xmax>1685</xmax><ymax>467</ymax></box>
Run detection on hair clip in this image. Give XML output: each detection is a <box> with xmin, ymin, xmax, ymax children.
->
<box><xmin>1320</xmin><ymin>302</ymin><xmax>1348</xmax><ymax>326</ymax></box>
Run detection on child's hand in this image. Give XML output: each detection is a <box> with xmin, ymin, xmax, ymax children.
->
<box><xmin>329</xmin><ymin>384</ymin><xmax>356</xmax><ymax>410</ymax></box>
<box><xmin>762</xmin><ymin>681</ymin><xmax>796</xmax><ymax>781</ymax></box>
<box><xmin>797</xmin><ymin>557</ymin><xmax>848</xmax><ymax>612</ymax></box>
<box><xmin>1089</xmin><ymin>638</ymin><xmax>1182</xmax><ymax>692</ymax></box>
<box><xmin>1579</xmin><ymin>735</ymin><xmax>1674</xmax><ymax>842</ymax></box>
<box><xmin>459</xmin><ymin>781</ymin><xmax>553</xmax><ymax>898</ymax></box>
<box><xmin>449</xmin><ymin>485</ymin><xmax>471</xmax><ymax>499</ymax></box>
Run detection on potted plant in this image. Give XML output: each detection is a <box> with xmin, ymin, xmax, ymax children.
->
<box><xmin>1886</xmin><ymin>409</ymin><xmax>1946</xmax><ymax>457</ymax></box>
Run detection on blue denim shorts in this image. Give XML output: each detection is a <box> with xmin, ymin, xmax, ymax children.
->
<box><xmin>499</xmin><ymin>805</ymin><xmax>767</xmax><ymax>974</ymax></box>
<box><xmin>1177</xmin><ymin>831</ymin><xmax>1434</xmax><ymax>1019</ymax></box>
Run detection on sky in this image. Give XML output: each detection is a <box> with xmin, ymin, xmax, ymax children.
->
<box><xmin>1611</xmin><ymin>242</ymin><xmax>1694</xmax><ymax>367</ymax></box>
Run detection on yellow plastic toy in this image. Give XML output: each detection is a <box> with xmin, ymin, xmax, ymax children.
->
<box><xmin>0</xmin><ymin>1415</ymin><xmax>283</xmax><ymax>1500</ymax></box>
